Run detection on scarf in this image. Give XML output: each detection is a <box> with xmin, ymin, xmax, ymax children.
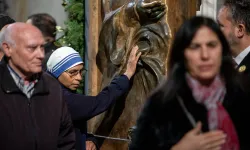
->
<box><xmin>186</xmin><ymin>73</ymin><xmax>239</xmax><ymax>150</ymax></box>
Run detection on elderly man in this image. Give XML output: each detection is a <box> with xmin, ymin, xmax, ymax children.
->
<box><xmin>0</xmin><ymin>22</ymin><xmax>75</xmax><ymax>149</ymax></box>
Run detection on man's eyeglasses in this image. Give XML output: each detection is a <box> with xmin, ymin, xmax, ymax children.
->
<box><xmin>65</xmin><ymin>68</ymin><xmax>87</xmax><ymax>78</ymax></box>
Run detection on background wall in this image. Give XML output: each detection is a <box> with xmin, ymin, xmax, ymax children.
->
<box><xmin>197</xmin><ymin>0</ymin><xmax>217</xmax><ymax>19</ymax></box>
<box><xmin>6</xmin><ymin>0</ymin><xmax>67</xmax><ymax>28</ymax></box>
<box><xmin>196</xmin><ymin>0</ymin><xmax>224</xmax><ymax>20</ymax></box>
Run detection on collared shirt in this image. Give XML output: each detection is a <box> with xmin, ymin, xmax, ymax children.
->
<box><xmin>7</xmin><ymin>65</ymin><xmax>38</xmax><ymax>98</ymax></box>
<box><xmin>234</xmin><ymin>46</ymin><xmax>250</xmax><ymax>65</ymax></box>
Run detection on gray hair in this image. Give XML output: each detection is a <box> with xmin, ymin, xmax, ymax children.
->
<box><xmin>0</xmin><ymin>26</ymin><xmax>15</xmax><ymax>52</ymax></box>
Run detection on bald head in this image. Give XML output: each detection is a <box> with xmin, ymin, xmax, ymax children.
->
<box><xmin>8</xmin><ymin>22</ymin><xmax>42</xmax><ymax>32</ymax></box>
<box><xmin>0</xmin><ymin>23</ymin><xmax>43</xmax><ymax>50</ymax></box>
<box><xmin>7</xmin><ymin>22</ymin><xmax>43</xmax><ymax>44</ymax></box>
<box><xmin>1</xmin><ymin>22</ymin><xmax>45</xmax><ymax>78</ymax></box>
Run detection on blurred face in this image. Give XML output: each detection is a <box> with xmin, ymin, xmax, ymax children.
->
<box><xmin>184</xmin><ymin>26</ymin><xmax>222</xmax><ymax>84</ymax></box>
<box><xmin>58</xmin><ymin>64</ymin><xmax>84</xmax><ymax>91</ymax></box>
<box><xmin>217</xmin><ymin>6</ymin><xmax>238</xmax><ymax>56</ymax></box>
<box><xmin>26</xmin><ymin>19</ymin><xmax>54</xmax><ymax>43</ymax></box>
<box><xmin>4</xmin><ymin>25</ymin><xmax>45</xmax><ymax>77</ymax></box>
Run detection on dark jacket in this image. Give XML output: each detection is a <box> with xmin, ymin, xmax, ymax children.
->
<box><xmin>0</xmin><ymin>63</ymin><xmax>75</xmax><ymax>150</ymax></box>
<box><xmin>0</xmin><ymin>56</ymin><xmax>7</xmax><ymax>64</ymax></box>
<box><xmin>129</xmin><ymin>79</ymin><xmax>250</xmax><ymax>150</ymax></box>
<box><xmin>237</xmin><ymin>52</ymin><xmax>250</xmax><ymax>76</ymax></box>
<box><xmin>63</xmin><ymin>75</ymin><xmax>130</xmax><ymax>150</ymax></box>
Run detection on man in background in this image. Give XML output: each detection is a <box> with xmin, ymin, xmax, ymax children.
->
<box><xmin>26</xmin><ymin>13</ymin><xmax>58</xmax><ymax>70</ymax></box>
<box><xmin>217</xmin><ymin>0</ymin><xmax>250</xmax><ymax>76</ymax></box>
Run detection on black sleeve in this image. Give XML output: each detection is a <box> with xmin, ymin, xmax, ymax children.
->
<box><xmin>57</xmin><ymin>95</ymin><xmax>76</xmax><ymax>150</ymax></box>
<box><xmin>64</xmin><ymin>75</ymin><xmax>130</xmax><ymax>121</ymax></box>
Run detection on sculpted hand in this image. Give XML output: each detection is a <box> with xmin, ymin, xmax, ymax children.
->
<box><xmin>86</xmin><ymin>141</ymin><xmax>97</xmax><ymax>150</ymax></box>
<box><xmin>124</xmin><ymin>45</ymin><xmax>142</xmax><ymax>79</ymax></box>
<box><xmin>172</xmin><ymin>122</ymin><xmax>226</xmax><ymax>150</ymax></box>
<box><xmin>135</xmin><ymin>0</ymin><xmax>166</xmax><ymax>25</ymax></box>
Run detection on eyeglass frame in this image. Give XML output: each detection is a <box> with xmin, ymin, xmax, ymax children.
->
<box><xmin>64</xmin><ymin>68</ymin><xmax>87</xmax><ymax>78</ymax></box>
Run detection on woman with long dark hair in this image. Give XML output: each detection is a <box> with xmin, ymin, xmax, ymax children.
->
<box><xmin>129</xmin><ymin>16</ymin><xmax>250</xmax><ymax>150</ymax></box>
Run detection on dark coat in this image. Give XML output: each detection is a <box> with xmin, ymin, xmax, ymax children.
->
<box><xmin>63</xmin><ymin>75</ymin><xmax>130</xmax><ymax>150</ymax></box>
<box><xmin>129</xmin><ymin>79</ymin><xmax>250</xmax><ymax>150</ymax></box>
<box><xmin>0</xmin><ymin>56</ymin><xmax>7</xmax><ymax>64</ymax></box>
<box><xmin>237</xmin><ymin>52</ymin><xmax>250</xmax><ymax>76</ymax></box>
<box><xmin>0</xmin><ymin>63</ymin><xmax>75</xmax><ymax>150</ymax></box>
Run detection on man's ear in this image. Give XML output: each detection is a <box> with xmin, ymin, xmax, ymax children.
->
<box><xmin>2</xmin><ymin>42</ymin><xmax>12</xmax><ymax>57</ymax></box>
<box><xmin>235</xmin><ymin>24</ymin><xmax>245</xmax><ymax>38</ymax></box>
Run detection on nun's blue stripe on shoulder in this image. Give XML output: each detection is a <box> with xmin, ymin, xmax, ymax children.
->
<box><xmin>53</xmin><ymin>56</ymin><xmax>83</xmax><ymax>78</ymax></box>
<box><xmin>52</xmin><ymin>53</ymin><xmax>79</xmax><ymax>71</ymax></box>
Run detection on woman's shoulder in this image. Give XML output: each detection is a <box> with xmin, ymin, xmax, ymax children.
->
<box><xmin>142</xmin><ymin>92</ymin><xmax>180</xmax><ymax>120</ymax></box>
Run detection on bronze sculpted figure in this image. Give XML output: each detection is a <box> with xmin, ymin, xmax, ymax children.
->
<box><xmin>89</xmin><ymin>0</ymin><xmax>171</xmax><ymax>149</ymax></box>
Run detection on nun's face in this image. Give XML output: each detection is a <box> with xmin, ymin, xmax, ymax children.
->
<box><xmin>58</xmin><ymin>64</ymin><xmax>84</xmax><ymax>90</ymax></box>
<box><xmin>184</xmin><ymin>26</ymin><xmax>222</xmax><ymax>84</ymax></box>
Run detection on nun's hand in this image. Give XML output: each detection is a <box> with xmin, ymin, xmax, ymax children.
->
<box><xmin>86</xmin><ymin>141</ymin><xmax>97</xmax><ymax>150</ymax></box>
<box><xmin>124</xmin><ymin>45</ymin><xmax>141</xmax><ymax>79</ymax></box>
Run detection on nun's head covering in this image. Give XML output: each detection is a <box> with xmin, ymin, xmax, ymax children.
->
<box><xmin>47</xmin><ymin>46</ymin><xmax>83</xmax><ymax>78</ymax></box>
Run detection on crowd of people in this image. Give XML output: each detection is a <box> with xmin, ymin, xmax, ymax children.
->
<box><xmin>0</xmin><ymin>0</ymin><xmax>250</xmax><ymax>150</ymax></box>
<box><xmin>0</xmin><ymin>13</ymin><xmax>141</xmax><ymax>150</ymax></box>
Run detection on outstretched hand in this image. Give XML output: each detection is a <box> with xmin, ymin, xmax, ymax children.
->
<box><xmin>135</xmin><ymin>0</ymin><xmax>166</xmax><ymax>25</ymax></box>
<box><xmin>124</xmin><ymin>45</ymin><xmax>141</xmax><ymax>79</ymax></box>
